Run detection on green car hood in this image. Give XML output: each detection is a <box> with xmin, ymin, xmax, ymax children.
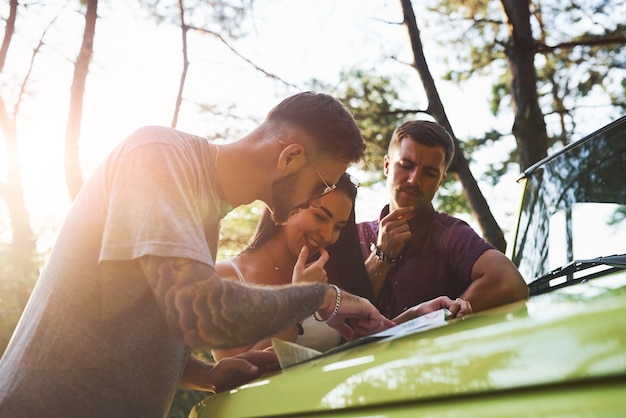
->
<box><xmin>192</xmin><ymin>276</ymin><xmax>626</xmax><ymax>417</ymax></box>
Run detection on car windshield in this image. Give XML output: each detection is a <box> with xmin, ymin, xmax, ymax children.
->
<box><xmin>510</xmin><ymin>116</ymin><xmax>626</xmax><ymax>284</ymax></box>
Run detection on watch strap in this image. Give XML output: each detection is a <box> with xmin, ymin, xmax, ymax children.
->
<box><xmin>370</xmin><ymin>243</ymin><xmax>399</xmax><ymax>265</ymax></box>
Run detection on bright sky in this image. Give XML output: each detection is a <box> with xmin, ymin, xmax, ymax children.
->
<box><xmin>4</xmin><ymin>0</ymin><xmax>610</xmax><ymax>253</ymax></box>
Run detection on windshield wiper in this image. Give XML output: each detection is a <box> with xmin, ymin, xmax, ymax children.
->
<box><xmin>528</xmin><ymin>254</ymin><xmax>626</xmax><ymax>296</ymax></box>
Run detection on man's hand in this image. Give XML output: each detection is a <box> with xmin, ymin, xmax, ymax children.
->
<box><xmin>377</xmin><ymin>206</ymin><xmax>414</xmax><ymax>259</ymax></box>
<box><xmin>180</xmin><ymin>351</ymin><xmax>279</xmax><ymax>393</ymax></box>
<box><xmin>392</xmin><ymin>296</ymin><xmax>473</xmax><ymax>324</ymax></box>
<box><xmin>318</xmin><ymin>287</ymin><xmax>395</xmax><ymax>340</ymax></box>
<box><xmin>292</xmin><ymin>246</ymin><xmax>329</xmax><ymax>284</ymax></box>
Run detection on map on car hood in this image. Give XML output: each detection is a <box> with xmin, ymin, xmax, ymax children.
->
<box><xmin>273</xmin><ymin>309</ymin><xmax>451</xmax><ymax>369</ymax></box>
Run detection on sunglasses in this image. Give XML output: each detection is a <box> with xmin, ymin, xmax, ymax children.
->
<box><xmin>302</xmin><ymin>150</ymin><xmax>337</xmax><ymax>201</ymax></box>
<box><xmin>307</xmin><ymin>171</ymin><xmax>363</xmax><ymax>209</ymax></box>
<box><xmin>278</xmin><ymin>140</ymin><xmax>361</xmax><ymax>208</ymax></box>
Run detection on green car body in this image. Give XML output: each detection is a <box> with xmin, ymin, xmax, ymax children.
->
<box><xmin>193</xmin><ymin>117</ymin><xmax>626</xmax><ymax>417</ymax></box>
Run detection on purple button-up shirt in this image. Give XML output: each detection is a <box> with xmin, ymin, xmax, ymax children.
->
<box><xmin>357</xmin><ymin>204</ymin><xmax>494</xmax><ymax>318</ymax></box>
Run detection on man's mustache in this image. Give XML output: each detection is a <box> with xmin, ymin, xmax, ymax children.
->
<box><xmin>396</xmin><ymin>183</ymin><xmax>421</xmax><ymax>195</ymax></box>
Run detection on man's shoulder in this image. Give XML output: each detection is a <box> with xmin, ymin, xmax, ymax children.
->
<box><xmin>433</xmin><ymin>211</ymin><xmax>494</xmax><ymax>250</ymax></box>
<box><xmin>125</xmin><ymin>126</ymin><xmax>200</xmax><ymax>146</ymax></box>
<box><xmin>111</xmin><ymin>126</ymin><xmax>208</xmax><ymax>161</ymax></box>
<box><xmin>433</xmin><ymin>211</ymin><xmax>485</xmax><ymax>238</ymax></box>
<box><xmin>434</xmin><ymin>211</ymin><xmax>471</xmax><ymax>227</ymax></box>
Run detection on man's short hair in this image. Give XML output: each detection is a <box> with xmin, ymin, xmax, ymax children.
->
<box><xmin>266</xmin><ymin>91</ymin><xmax>365</xmax><ymax>163</ymax></box>
<box><xmin>389</xmin><ymin>120</ymin><xmax>455</xmax><ymax>170</ymax></box>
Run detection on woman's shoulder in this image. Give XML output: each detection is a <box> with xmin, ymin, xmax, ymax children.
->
<box><xmin>216</xmin><ymin>259</ymin><xmax>245</xmax><ymax>282</ymax></box>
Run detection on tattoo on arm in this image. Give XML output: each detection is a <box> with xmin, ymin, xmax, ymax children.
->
<box><xmin>139</xmin><ymin>255</ymin><xmax>327</xmax><ymax>349</ymax></box>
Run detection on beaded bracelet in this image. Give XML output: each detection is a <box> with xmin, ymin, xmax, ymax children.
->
<box><xmin>313</xmin><ymin>284</ymin><xmax>341</xmax><ymax>323</ymax></box>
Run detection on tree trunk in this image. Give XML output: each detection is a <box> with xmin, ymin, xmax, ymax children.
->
<box><xmin>500</xmin><ymin>0</ymin><xmax>548</xmax><ymax>170</ymax></box>
<box><xmin>0</xmin><ymin>103</ymin><xmax>36</xmax><ymax>287</ymax></box>
<box><xmin>65</xmin><ymin>0</ymin><xmax>98</xmax><ymax>200</ymax></box>
<box><xmin>0</xmin><ymin>0</ymin><xmax>37</xmax><ymax>290</ymax></box>
<box><xmin>399</xmin><ymin>0</ymin><xmax>507</xmax><ymax>251</ymax></box>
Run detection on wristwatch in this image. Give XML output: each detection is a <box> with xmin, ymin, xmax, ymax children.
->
<box><xmin>370</xmin><ymin>243</ymin><xmax>399</xmax><ymax>265</ymax></box>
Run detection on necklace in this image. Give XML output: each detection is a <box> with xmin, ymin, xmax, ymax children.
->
<box><xmin>265</xmin><ymin>245</ymin><xmax>289</xmax><ymax>273</ymax></box>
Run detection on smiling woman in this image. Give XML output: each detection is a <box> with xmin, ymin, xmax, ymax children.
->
<box><xmin>211</xmin><ymin>173</ymin><xmax>359</xmax><ymax>358</ymax></box>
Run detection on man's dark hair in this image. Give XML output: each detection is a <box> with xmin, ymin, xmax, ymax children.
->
<box><xmin>266</xmin><ymin>91</ymin><xmax>365</xmax><ymax>163</ymax></box>
<box><xmin>389</xmin><ymin>120</ymin><xmax>455</xmax><ymax>170</ymax></box>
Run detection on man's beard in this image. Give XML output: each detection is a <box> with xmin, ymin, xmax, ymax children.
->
<box><xmin>270</xmin><ymin>171</ymin><xmax>302</xmax><ymax>224</ymax></box>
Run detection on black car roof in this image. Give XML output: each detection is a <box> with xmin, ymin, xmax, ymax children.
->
<box><xmin>520</xmin><ymin>115</ymin><xmax>626</xmax><ymax>180</ymax></box>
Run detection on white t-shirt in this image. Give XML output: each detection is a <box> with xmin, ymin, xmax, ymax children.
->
<box><xmin>0</xmin><ymin>126</ymin><xmax>231</xmax><ymax>417</ymax></box>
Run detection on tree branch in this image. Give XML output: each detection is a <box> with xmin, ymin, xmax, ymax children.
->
<box><xmin>379</xmin><ymin>108</ymin><xmax>429</xmax><ymax>117</ymax></box>
<box><xmin>15</xmin><ymin>2</ymin><xmax>67</xmax><ymax>117</ymax></box>
<box><xmin>186</xmin><ymin>23</ymin><xmax>296</xmax><ymax>87</ymax></box>
<box><xmin>537</xmin><ymin>35</ymin><xmax>626</xmax><ymax>53</ymax></box>
<box><xmin>171</xmin><ymin>0</ymin><xmax>190</xmax><ymax>128</ymax></box>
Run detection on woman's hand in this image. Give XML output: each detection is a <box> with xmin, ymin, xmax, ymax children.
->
<box><xmin>292</xmin><ymin>246</ymin><xmax>329</xmax><ymax>284</ymax></box>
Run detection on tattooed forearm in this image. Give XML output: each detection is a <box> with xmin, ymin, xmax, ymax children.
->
<box><xmin>140</xmin><ymin>255</ymin><xmax>327</xmax><ymax>349</ymax></box>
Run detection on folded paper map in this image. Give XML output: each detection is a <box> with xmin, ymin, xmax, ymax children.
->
<box><xmin>272</xmin><ymin>308</ymin><xmax>452</xmax><ymax>369</ymax></box>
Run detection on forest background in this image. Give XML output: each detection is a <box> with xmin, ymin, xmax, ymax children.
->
<box><xmin>1</xmin><ymin>0</ymin><xmax>624</xmax><ymax>416</ymax></box>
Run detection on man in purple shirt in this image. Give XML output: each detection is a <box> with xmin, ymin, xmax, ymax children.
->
<box><xmin>357</xmin><ymin>120</ymin><xmax>528</xmax><ymax>320</ymax></box>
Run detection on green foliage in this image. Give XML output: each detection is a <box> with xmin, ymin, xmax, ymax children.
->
<box><xmin>169</xmin><ymin>389</ymin><xmax>208</xmax><ymax>418</ymax></box>
<box><xmin>461</xmin><ymin>129</ymin><xmax>517</xmax><ymax>186</ymax></box>
<box><xmin>608</xmin><ymin>206</ymin><xmax>626</xmax><ymax>226</ymax></box>
<box><xmin>435</xmin><ymin>176</ymin><xmax>471</xmax><ymax>215</ymax></box>
<box><xmin>489</xmin><ymin>75</ymin><xmax>510</xmax><ymax>116</ymax></box>
<box><xmin>0</xmin><ymin>244</ymin><xmax>41</xmax><ymax>355</ymax></box>
<box><xmin>216</xmin><ymin>201</ymin><xmax>264</xmax><ymax>260</ymax></box>
<box><xmin>611</xmin><ymin>76</ymin><xmax>626</xmax><ymax>110</ymax></box>
<box><xmin>168</xmin><ymin>351</ymin><xmax>217</xmax><ymax>417</ymax></box>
